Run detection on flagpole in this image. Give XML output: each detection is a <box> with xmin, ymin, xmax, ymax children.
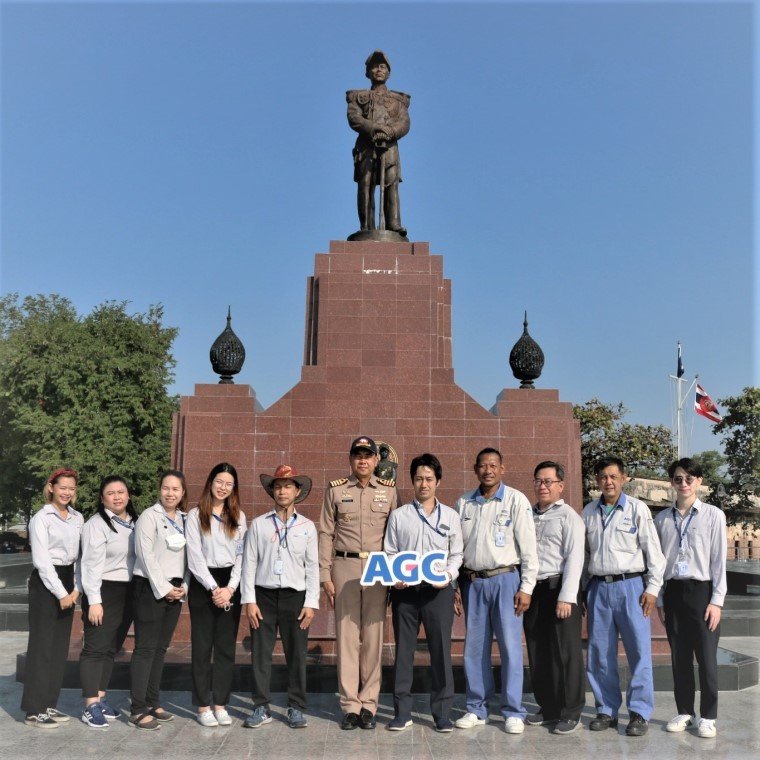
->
<box><xmin>670</xmin><ymin>341</ymin><xmax>697</xmax><ymax>458</ymax></box>
<box><xmin>669</xmin><ymin>373</ymin><xmax>698</xmax><ymax>457</ymax></box>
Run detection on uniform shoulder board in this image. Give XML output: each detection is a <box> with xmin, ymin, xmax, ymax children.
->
<box><xmin>346</xmin><ymin>89</ymin><xmax>361</xmax><ymax>103</ymax></box>
<box><xmin>389</xmin><ymin>90</ymin><xmax>411</xmax><ymax>106</ymax></box>
<box><xmin>377</xmin><ymin>477</ymin><xmax>396</xmax><ymax>487</ymax></box>
<box><xmin>330</xmin><ymin>477</ymin><xmax>349</xmax><ymax>487</ymax></box>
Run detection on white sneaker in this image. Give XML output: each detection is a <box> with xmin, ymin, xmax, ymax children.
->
<box><xmin>697</xmin><ymin>718</ymin><xmax>716</xmax><ymax>738</ymax></box>
<box><xmin>455</xmin><ymin>712</ymin><xmax>486</xmax><ymax>729</ymax></box>
<box><xmin>197</xmin><ymin>711</ymin><xmax>219</xmax><ymax>727</ymax></box>
<box><xmin>214</xmin><ymin>708</ymin><xmax>232</xmax><ymax>726</ymax></box>
<box><xmin>665</xmin><ymin>714</ymin><xmax>693</xmax><ymax>732</ymax></box>
<box><xmin>504</xmin><ymin>717</ymin><xmax>525</xmax><ymax>734</ymax></box>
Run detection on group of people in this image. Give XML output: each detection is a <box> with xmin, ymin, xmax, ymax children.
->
<box><xmin>21</xmin><ymin>437</ymin><xmax>726</xmax><ymax>741</ymax></box>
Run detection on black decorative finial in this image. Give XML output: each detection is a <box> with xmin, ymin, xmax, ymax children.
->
<box><xmin>210</xmin><ymin>306</ymin><xmax>245</xmax><ymax>384</ymax></box>
<box><xmin>509</xmin><ymin>311</ymin><xmax>544</xmax><ymax>389</ymax></box>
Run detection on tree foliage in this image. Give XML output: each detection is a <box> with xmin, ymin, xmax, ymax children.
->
<box><xmin>573</xmin><ymin>398</ymin><xmax>675</xmax><ymax>503</ymax></box>
<box><xmin>712</xmin><ymin>387</ymin><xmax>760</xmax><ymax>527</ymax></box>
<box><xmin>0</xmin><ymin>294</ymin><xmax>179</xmax><ymax>524</ymax></box>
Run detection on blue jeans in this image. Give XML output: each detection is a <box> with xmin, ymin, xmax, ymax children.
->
<box><xmin>461</xmin><ymin>570</ymin><xmax>526</xmax><ymax>719</ymax></box>
<box><xmin>586</xmin><ymin>575</ymin><xmax>654</xmax><ymax>720</ymax></box>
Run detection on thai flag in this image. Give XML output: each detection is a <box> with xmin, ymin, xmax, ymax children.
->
<box><xmin>695</xmin><ymin>384</ymin><xmax>722</xmax><ymax>424</ymax></box>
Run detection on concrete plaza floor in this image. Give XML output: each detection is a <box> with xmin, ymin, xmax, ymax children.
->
<box><xmin>1</xmin><ymin>631</ymin><xmax>758</xmax><ymax>760</ymax></box>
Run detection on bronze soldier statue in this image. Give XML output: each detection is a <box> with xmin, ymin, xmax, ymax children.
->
<box><xmin>347</xmin><ymin>51</ymin><xmax>410</xmax><ymax>241</ymax></box>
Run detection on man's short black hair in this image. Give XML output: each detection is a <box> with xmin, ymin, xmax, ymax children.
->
<box><xmin>594</xmin><ymin>456</ymin><xmax>626</xmax><ymax>476</ymax></box>
<box><xmin>667</xmin><ymin>457</ymin><xmax>704</xmax><ymax>479</ymax></box>
<box><xmin>475</xmin><ymin>447</ymin><xmax>503</xmax><ymax>465</ymax></box>
<box><xmin>410</xmin><ymin>453</ymin><xmax>442</xmax><ymax>482</ymax></box>
<box><xmin>533</xmin><ymin>461</ymin><xmax>565</xmax><ymax>481</ymax></box>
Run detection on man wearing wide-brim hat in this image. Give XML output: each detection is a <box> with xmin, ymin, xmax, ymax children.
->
<box><xmin>318</xmin><ymin>436</ymin><xmax>398</xmax><ymax>730</ymax></box>
<box><xmin>241</xmin><ymin>465</ymin><xmax>319</xmax><ymax>730</ymax></box>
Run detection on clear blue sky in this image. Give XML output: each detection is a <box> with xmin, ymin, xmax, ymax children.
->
<box><xmin>1</xmin><ymin>0</ymin><xmax>755</xmax><ymax>457</ymax></box>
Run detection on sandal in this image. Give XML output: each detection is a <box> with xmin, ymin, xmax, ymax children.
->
<box><xmin>128</xmin><ymin>712</ymin><xmax>160</xmax><ymax>731</ymax></box>
<box><xmin>149</xmin><ymin>707</ymin><xmax>174</xmax><ymax>722</ymax></box>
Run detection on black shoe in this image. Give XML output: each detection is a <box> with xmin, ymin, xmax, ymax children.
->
<box><xmin>434</xmin><ymin>718</ymin><xmax>455</xmax><ymax>733</ymax></box>
<box><xmin>553</xmin><ymin>719</ymin><xmax>580</xmax><ymax>734</ymax></box>
<box><xmin>626</xmin><ymin>712</ymin><xmax>648</xmax><ymax>736</ymax></box>
<box><xmin>341</xmin><ymin>712</ymin><xmax>360</xmax><ymax>730</ymax></box>
<box><xmin>589</xmin><ymin>713</ymin><xmax>618</xmax><ymax>731</ymax></box>
<box><xmin>526</xmin><ymin>712</ymin><xmax>558</xmax><ymax>726</ymax></box>
<box><xmin>358</xmin><ymin>708</ymin><xmax>376</xmax><ymax>729</ymax></box>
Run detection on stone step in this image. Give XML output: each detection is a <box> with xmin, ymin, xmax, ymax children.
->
<box><xmin>15</xmin><ymin>643</ymin><xmax>758</xmax><ymax>693</ymax></box>
<box><xmin>722</xmin><ymin>594</ymin><xmax>760</xmax><ymax>610</ymax></box>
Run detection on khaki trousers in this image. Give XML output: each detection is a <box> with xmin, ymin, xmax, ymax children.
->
<box><xmin>332</xmin><ymin>556</ymin><xmax>387</xmax><ymax>715</ymax></box>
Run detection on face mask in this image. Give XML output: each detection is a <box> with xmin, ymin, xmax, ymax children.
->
<box><xmin>165</xmin><ymin>532</ymin><xmax>187</xmax><ymax>552</ymax></box>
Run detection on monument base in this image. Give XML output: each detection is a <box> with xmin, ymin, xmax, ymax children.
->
<box><xmin>347</xmin><ymin>229</ymin><xmax>409</xmax><ymax>242</ymax></box>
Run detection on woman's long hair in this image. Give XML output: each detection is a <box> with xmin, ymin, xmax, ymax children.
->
<box><xmin>197</xmin><ymin>462</ymin><xmax>240</xmax><ymax>538</ymax></box>
<box><xmin>96</xmin><ymin>475</ymin><xmax>138</xmax><ymax>532</ymax></box>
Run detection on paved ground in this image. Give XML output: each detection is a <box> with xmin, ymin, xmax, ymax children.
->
<box><xmin>1</xmin><ymin>631</ymin><xmax>758</xmax><ymax>760</ymax></box>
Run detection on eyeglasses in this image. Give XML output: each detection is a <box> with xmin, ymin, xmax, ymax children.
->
<box><xmin>533</xmin><ymin>479</ymin><xmax>562</xmax><ymax>487</ymax></box>
<box><xmin>672</xmin><ymin>476</ymin><xmax>697</xmax><ymax>485</ymax></box>
<box><xmin>213</xmin><ymin>479</ymin><xmax>234</xmax><ymax>490</ymax></box>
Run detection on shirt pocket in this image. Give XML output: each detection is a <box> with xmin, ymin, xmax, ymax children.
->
<box><xmin>492</xmin><ymin>512</ymin><xmax>514</xmax><ymax>548</ymax></box>
<box><xmin>337</xmin><ymin>498</ymin><xmax>358</xmax><ymax>516</ymax></box>
<box><xmin>287</xmin><ymin>530</ymin><xmax>311</xmax><ymax>559</ymax></box>
<box><xmin>427</xmin><ymin>528</ymin><xmax>450</xmax><ymax>553</ymax></box>
<box><xmin>538</xmin><ymin>516</ymin><xmax>563</xmax><ymax>543</ymax></box>
<box><xmin>370</xmin><ymin>498</ymin><xmax>390</xmax><ymax>515</ymax></box>
<box><xmin>610</xmin><ymin>524</ymin><xmax>639</xmax><ymax>554</ymax></box>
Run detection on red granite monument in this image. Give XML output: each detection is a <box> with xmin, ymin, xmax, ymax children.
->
<box><xmin>169</xmin><ymin>238</ymin><xmax>582</xmax><ymax>652</ymax></box>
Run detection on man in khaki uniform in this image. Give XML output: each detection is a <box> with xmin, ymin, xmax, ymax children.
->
<box><xmin>319</xmin><ymin>436</ymin><xmax>397</xmax><ymax>730</ymax></box>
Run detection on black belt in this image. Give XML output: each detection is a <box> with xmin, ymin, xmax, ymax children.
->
<box><xmin>461</xmin><ymin>565</ymin><xmax>517</xmax><ymax>581</ymax></box>
<box><xmin>335</xmin><ymin>551</ymin><xmax>370</xmax><ymax>560</ymax></box>
<box><xmin>535</xmin><ymin>574</ymin><xmax>562</xmax><ymax>585</ymax></box>
<box><xmin>592</xmin><ymin>571</ymin><xmax>645</xmax><ymax>583</ymax></box>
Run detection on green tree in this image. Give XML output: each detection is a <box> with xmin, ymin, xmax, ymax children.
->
<box><xmin>573</xmin><ymin>398</ymin><xmax>675</xmax><ymax>503</ymax></box>
<box><xmin>0</xmin><ymin>294</ymin><xmax>179</xmax><ymax>525</ymax></box>
<box><xmin>712</xmin><ymin>387</ymin><xmax>760</xmax><ymax>527</ymax></box>
<box><xmin>690</xmin><ymin>449</ymin><xmax>728</xmax><ymax>493</ymax></box>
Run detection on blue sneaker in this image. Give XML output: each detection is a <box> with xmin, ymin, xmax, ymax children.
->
<box><xmin>243</xmin><ymin>706</ymin><xmax>272</xmax><ymax>729</ymax></box>
<box><xmin>387</xmin><ymin>716</ymin><xmax>413</xmax><ymax>731</ymax></box>
<box><xmin>287</xmin><ymin>707</ymin><xmax>308</xmax><ymax>728</ymax></box>
<box><xmin>100</xmin><ymin>699</ymin><xmax>119</xmax><ymax>721</ymax></box>
<box><xmin>82</xmin><ymin>703</ymin><xmax>109</xmax><ymax>729</ymax></box>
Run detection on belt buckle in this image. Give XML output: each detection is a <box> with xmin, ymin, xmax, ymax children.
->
<box><xmin>359</xmin><ymin>551</ymin><xmax>369</xmax><ymax>559</ymax></box>
<box><xmin>604</xmin><ymin>575</ymin><xmax>614</xmax><ymax>583</ymax></box>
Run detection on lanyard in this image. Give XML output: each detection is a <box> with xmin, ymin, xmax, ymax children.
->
<box><xmin>212</xmin><ymin>512</ymin><xmax>225</xmax><ymax>525</ymax></box>
<box><xmin>163</xmin><ymin>511</ymin><xmax>185</xmax><ymax>535</ymax></box>
<box><xmin>598</xmin><ymin>502</ymin><xmax>619</xmax><ymax>531</ymax></box>
<box><xmin>673</xmin><ymin>507</ymin><xmax>696</xmax><ymax>550</ymax></box>
<box><xmin>415</xmin><ymin>502</ymin><xmax>444</xmax><ymax>536</ymax></box>
<box><xmin>271</xmin><ymin>513</ymin><xmax>297</xmax><ymax>549</ymax></box>
<box><xmin>112</xmin><ymin>516</ymin><xmax>134</xmax><ymax>531</ymax></box>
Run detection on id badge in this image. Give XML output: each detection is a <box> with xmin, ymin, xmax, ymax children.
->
<box><xmin>235</xmin><ymin>540</ymin><xmax>244</xmax><ymax>557</ymax></box>
<box><xmin>676</xmin><ymin>561</ymin><xmax>689</xmax><ymax>576</ymax></box>
<box><xmin>495</xmin><ymin>531</ymin><xmax>506</xmax><ymax>547</ymax></box>
<box><xmin>274</xmin><ymin>559</ymin><xmax>283</xmax><ymax>576</ymax></box>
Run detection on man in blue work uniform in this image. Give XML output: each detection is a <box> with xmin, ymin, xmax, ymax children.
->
<box><xmin>582</xmin><ymin>456</ymin><xmax>665</xmax><ymax>737</ymax></box>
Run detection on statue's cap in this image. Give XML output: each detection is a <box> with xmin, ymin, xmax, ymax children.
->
<box><xmin>365</xmin><ymin>50</ymin><xmax>391</xmax><ymax>72</ymax></box>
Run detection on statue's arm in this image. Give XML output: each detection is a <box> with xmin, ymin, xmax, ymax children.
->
<box><xmin>346</xmin><ymin>91</ymin><xmax>373</xmax><ymax>137</ymax></box>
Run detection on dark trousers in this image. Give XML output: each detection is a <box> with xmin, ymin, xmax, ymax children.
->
<box><xmin>130</xmin><ymin>575</ymin><xmax>182</xmax><ymax>713</ymax></box>
<box><xmin>523</xmin><ymin>576</ymin><xmax>585</xmax><ymax>722</ymax></box>
<box><xmin>663</xmin><ymin>579</ymin><xmax>720</xmax><ymax>719</ymax></box>
<box><xmin>391</xmin><ymin>584</ymin><xmax>455</xmax><ymax>723</ymax></box>
<box><xmin>189</xmin><ymin>567</ymin><xmax>242</xmax><ymax>706</ymax></box>
<box><xmin>21</xmin><ymin>566</ymin><xmax>75</xmax><ymax>715</ymax></box>
<box><xmin>250</xmin><ymin>586</ymin><xmax>308</xmax><ymax>710</ymax></box>
<box><xmin>80</xmin><ymin>579</ymin><xmax>134</xmax><ymax>698</ymax></box>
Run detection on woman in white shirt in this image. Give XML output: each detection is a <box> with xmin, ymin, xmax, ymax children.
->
<box><xmin>129</xmin><ymin>469</ymin><xmax>189</xmax><ymax>731</ymax></box>
<box><xmin>186</xmin><ymin>462</ymin><xmax>246</xmax><ymax>727</ymax></box>
<box><xmin>79</xmin><ymin>476</ymin><xmax>137</xmax><ymax>729</ymax></box>
<box><xmin>21</xmin><ymin>468</ymin><xmax>83</xmax><ymax>729</ymax></box>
